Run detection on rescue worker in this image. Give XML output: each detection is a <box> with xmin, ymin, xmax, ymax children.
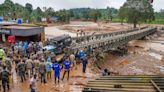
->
<box><xmin>15</xmin><ymin>56</ymin><xmax>20</xmax><ymax>73</ymax></box>
<box><xmin>25</xmin><ymin>57</ymin><xmax>33</xmax><ymax>78</ymax></box>
<box><xmin>33</xmin><ymin>57</ymin><xmax>40</xmax><ymax>77</ymax></box>
<box><xmin>62</xmin><ymin>57</ymin><xmax>72</xmax><ymax>81</ymax></box>
<box><xmin>39</xmin><ymin>60</ymin><xmax>46</xmax><ymax>84</ymax></box>
<box><xmin>17</xmin><ymin>60</ymin><xmax>26</xmax><ymax>82</ymax></box>
<box><xmin>46</xmin><ymin>56</ymin><xmax>52</xmax><ymax>79</ymax></box>
<box><xmin>5</xmin><ymin>56</ymin><xmax>12</xmax><ymax>73</ymax></box>
<box><xmin>52</xmin><ymin>60</ymin><xmax>61</xmax><ymax>84</ymax></box>
<box><xmin>0</xmin><ymin>48</ymin><xmax>5</xmax><ymax>64</ymax></box>
<box><xmin>0</xmin><ymin>63</ymin><xmax>3</xmax><ymax>91</ymax></box>
<box><xmin>81</xmin><ymin>57</ymin><xmax>88</xmax><ymax>73</ymax></box>
<box><xmin>0</xmin><ymin>66</ymin><xmax>10</xmax><ymax>92</ymax></box>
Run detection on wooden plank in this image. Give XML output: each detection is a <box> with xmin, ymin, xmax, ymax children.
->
<box><xmin>151</xmin><ymin>80</ymin><xmax>163</xmax><ymax>92</ymax></box>
<box><xmin>84</xmin><ymin>76</ymin><xmax>164</xmax><ymax>92</ymax></box>
<box><xmin>86</xmin><ymin>84</ymin><xmax>154</xmax><ymax>89</ymax></box>
<box><xmin>83</xmin><ymin>89</ymin><xmax>140</xmax><ymax>92</ymax></box>
<box><xmin>98</xmin><ymin>77</ymin><xmax>164</xmax><ymax>80</ymax></box>
<box><xmin>88</xmin><ymin>82</ymin><xmax>153</xmax><ymax>86</ymax></box>
<box><xmin>89</xmin><ymin>80</ymin><xmax>151</xmax><ymax>83</ymax></box>
<box><xmin>84</xmin><ymin>87</ymin><xmax>156</xmax><ymax>92</ymax></box>
<box><xmin>101</xmin><ymin>76</ymin><xmax>164</xmax><ymax>78</ymax></box>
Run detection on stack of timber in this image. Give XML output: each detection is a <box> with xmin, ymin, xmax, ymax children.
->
<box><xmin>83</xmin><ymin>75</ymin><xmax>164</xmax><ymax>92</ymax></box>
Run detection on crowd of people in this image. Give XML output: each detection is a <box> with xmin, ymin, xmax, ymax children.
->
<box><xmin>0</xmin><ymin>41</ymin><xmax>88</xmax><ymax>92</ymax></box>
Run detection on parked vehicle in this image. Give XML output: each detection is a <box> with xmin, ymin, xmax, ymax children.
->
<box><xmin>43</xmin><ymin>35</ymin><xmax>72</xmax><ymax>54</ymax></box>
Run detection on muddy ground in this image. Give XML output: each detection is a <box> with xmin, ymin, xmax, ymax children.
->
<box><xmin>7</xmin><ymin>61</ymin><xmax>99</xmax><ymax>92</ymax></box>
<box><xmin>93</xmin><ymin>38</ymin><xmax>164</xmax><ymax>75</ymax></box>
<box><xmin>45</xmin><ymin>21</ymin><xmax>144</xmax><ymax>39</ymax></box>
<box><xmin>9</xmin><ymin>21</ymin><xmax>162</xmax><ymax>92</ymax></box>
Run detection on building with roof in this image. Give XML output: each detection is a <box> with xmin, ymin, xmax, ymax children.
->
<box><xmin>0</xmin><ymin>22</ymin><xmax>45</xmax><ymax>43</ymax></box>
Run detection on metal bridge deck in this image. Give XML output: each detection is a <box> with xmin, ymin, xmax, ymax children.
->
<box><xmin>68</xmin><ymin>27</ymin><xmax>157</xmax><ymax>53</ymax></box>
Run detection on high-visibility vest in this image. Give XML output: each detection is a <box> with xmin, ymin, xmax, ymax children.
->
<box><xmin>0</xmin><ymin>49</ymin><xmax>5</xmax><ymax>59</ymax></box>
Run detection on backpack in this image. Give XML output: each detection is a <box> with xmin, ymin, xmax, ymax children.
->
<box><xmin>18</xmin><ymin>63</ymin><xmax>25</xmax><ymax>71</ymax></box>
<box><xmin>1</xmin><ymin>70</ymin><xmax>9</xmax><ymax>80</ymax></box>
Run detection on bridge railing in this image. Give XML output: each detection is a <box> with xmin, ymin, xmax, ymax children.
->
<box><xmin>68</xmin><ymin>27</ymin><xmax>157</xmax><ymax>54</ymax></box>
<box><xmin>71</xmin><ymin>27</ymin><xmax>149</xmax><ymax>44</ymax></box>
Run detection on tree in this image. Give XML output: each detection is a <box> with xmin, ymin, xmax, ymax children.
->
<box><xmin>25</xmin><ymin>3</ymin><xmax>33</xmax><ymax>14</ymax></box>
<box><xmin>118</xmin><ymin>6</ymin><xmax>127</xmax><ymax>25</ymax></box>
<box><xmin>120</xmin><ymin>0</ymin><xmax>155</xmax><ymax>28</ymax></box>
<box><xmin>90</xmin><ymin>9</ymin><xmax>101</xmax><ymax>22</ymax></box>
<box><xmin>30</xmin><ymin>7</ymin><xmax>43</xmax><ymax>22</ymax></box>
<box><xmin>107</xmin><ymin>7</ymin><xmax>113</xmax><ymax>21</ymax></box>
<box><xmin>69</xmin><ymin>10</ymin><xmax>74</xmax><ymax>18</ymax></box>
<box><xmin>44</xmin><ymin>7</ymin><xmax>55</xmax><ymax>17</ymax></box>
<box><xmin>82</xmin><ymin>10</ymin><xmax>89</xmax><ymax>20</ymax></box>
<box><xmin>14</xmin><ymin>3</ymin><xmax>30</xmax><ymax>20</ymax></box>
<box><xmin>159</xmin><ymin>9</ymin><xmax>164</xmax><ymax>18</ymax></box>
<box><xmin>2</xmin><ymin>0</ymin><xmax>15</xmax><ymax>19</ymax></box>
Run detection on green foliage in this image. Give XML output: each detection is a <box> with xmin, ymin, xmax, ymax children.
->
<box><xmin>55</xmin><ymin>9</ymin><xmax>70</xmax><ymax>23</ymax></box>
<box><xmin>1</xmin><ymin>0</ymin><xmax>162</xmax><ymax>25</ymax></box>
<box><xmin>150</xmin><ymin>19</ymin><xmax>164</xmax><ymax>24</ymax></box>
<box><xmin>44</xmin><ymin>7</ymin><xmax>55</xmax><ymax>17</ymax></box>
<box><xmin>30</xmin><ymin>7</ymin><xmax>43</xmax><ymax>22</ymax></box>
<box><xmin>118</xmin><ymin>6</ymin><xmax>127</xmax><ymax>24</ymax></box>
<box><xmin>25</xmin><ymin>3</ymin><xmax>33</xmax><ymax>14</ymax></box>
<box><xmin>89</xmin><ymin>9</ymin><xmax>101</xmax><ymax>22</ymax></box>
<box><xmin>68</xmin><ymin>8</ymin><xmax>118</xmax><ymax>21</ymax></box>
<box><xmin>119</xmin><ymin>0</ymin><xmax>155</xmax><ymax>28</ymax></box>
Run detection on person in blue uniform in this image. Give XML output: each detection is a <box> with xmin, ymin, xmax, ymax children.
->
<box><xmin>62</xmin><ymin>57</ymin><xmax>72</xmax><ymax>81</ymax></box>
<box><xmin>52</xmin><ymin>60</ymin><xmax>61</xmax><ymax>84</ymax></box>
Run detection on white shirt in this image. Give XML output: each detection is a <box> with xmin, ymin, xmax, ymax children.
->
<box><xmin>30</xmin><ymin>77</ymin><xmax>37</xmax><ymax>90</ymax></box>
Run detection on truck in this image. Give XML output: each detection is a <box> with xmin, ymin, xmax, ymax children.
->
<box><xmin>43</xmin><ymin>35</ymin><xmax>72</xmax><ymax>54</ymax></box>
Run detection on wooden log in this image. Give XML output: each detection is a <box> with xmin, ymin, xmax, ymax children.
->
<box><xmin>151</xmin><ymin>80</ymin><xmax>163</xmax><ymax>92</ymax></box>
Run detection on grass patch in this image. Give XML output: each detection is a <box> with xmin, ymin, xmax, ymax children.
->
<box><xmin>150</xmin><ymin>19</ymin><xmax>164</xmax><ymax>24</ymax></box>
<box><xmin>112</xmin><ymin>18</ymin><xmax>164</xmax><ymax>24</ymax></box>
<box><xmin>112</xmin><ymin>19</ymin><xmax>127</xmax><ymax>23</ymax></box>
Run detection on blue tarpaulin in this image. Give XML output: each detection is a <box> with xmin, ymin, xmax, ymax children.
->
<box><xmin>17</xmin><ymin>18</ymin><xmax>23</xmax><ymax>24</ymax></box>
